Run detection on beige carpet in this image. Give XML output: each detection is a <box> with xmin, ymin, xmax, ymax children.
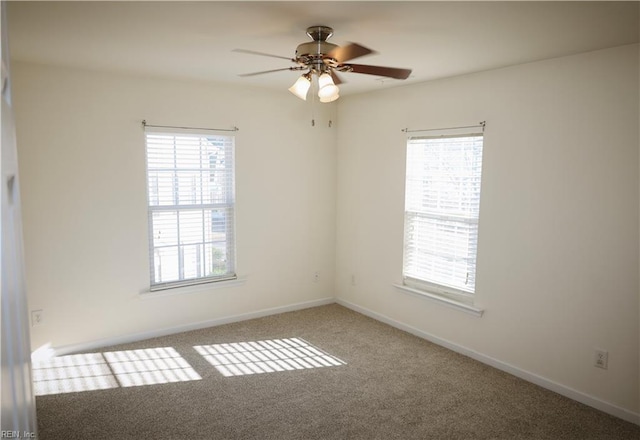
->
<box><xmin>34</xmin><ymin>304</ymin><xmax>640</xmax><ymax>439</ymax></box>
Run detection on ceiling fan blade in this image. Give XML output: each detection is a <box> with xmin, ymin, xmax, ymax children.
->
<box><xmin>326</xmin><ymin>43</ymin><xmax>375</xmax><ymax>63</ymax></box>
<box><xmin>330</xmin><ymin>69</ymin><xmax>345</xmax><ymax>85</ymax></box>
<box><xmin>343</xmin><ymin>64</ymin><xmax>412</xmax><ymax>80</ymax></box>
<box><xmin>239</xmin><ymin>67</ymin><xmax>305</xmax><ymax>77</ymax></box>
<box><xmin>233</xmin><ymin>49</ymin><xmax>294</xmax><ymax>62</ymax></box>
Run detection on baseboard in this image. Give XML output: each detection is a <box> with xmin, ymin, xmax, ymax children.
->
<box><xmin>51</xmin><ymin>297</ymin><xmax>336</xmax><ymax>357</ymax></box>
<box><xmin>335</xmin><ymin>298</ymin><xmax>640</xmax><ymax>426</ymax></box>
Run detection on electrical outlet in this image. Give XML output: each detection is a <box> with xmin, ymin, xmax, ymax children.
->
<box><xmin>350</xmin><ymin>274</ymin><xmax>356</xmax><ymax>286</ymax></box>
<box><xmin>594</xmin><ymin>349</ymin><xmax>608</xmax><ymax>369</ymax></box>
<box><xmin>31</xmin><ymin>309</ymin><xmax>44</xmax><ymax>327</ymax></box>
<box><xmin>314</xmin><ymin>271</ymin><xmax>319</xmax><ymax>283</ymax></box>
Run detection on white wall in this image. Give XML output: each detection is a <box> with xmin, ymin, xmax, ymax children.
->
<box><xmin>335</xmin><ymin>45</ymin><xmax>639</xmax><ymax>416</ymax></box>
<box><xmin>12</xmin><ymin>62</ymin><xmax>336</xmax><ymax>350</ymax></box>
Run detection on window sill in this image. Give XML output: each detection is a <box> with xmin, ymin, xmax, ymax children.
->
<box><xmin>393</xmin><ymin>284</ymin><xmax>484</xmax><ymax>317</ymax></box>
<box><xmin>139</xmin><ymin>276</ymin><xmax>247</xmax><ymax>299</ymax></box>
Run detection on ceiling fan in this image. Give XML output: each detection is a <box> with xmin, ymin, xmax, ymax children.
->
<box><xmin>234</xmin><ymin>25</ymin><xmax>412</xmax><ymax>103</ymax></box>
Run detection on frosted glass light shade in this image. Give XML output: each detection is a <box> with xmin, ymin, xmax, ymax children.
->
<box><xmin>319</xmin><ymin>94</ymin><xmax>339</xmax><ymax>103</ymax></box>
<box><xmin>317</xmin><ymin>73</ymin><xmax>334</xmax><ymax>89</ymax></box>
<box><xmin>317</xmin><ymin>73</ymin><xmax>339</xmax><ymax>101</ymax></box>
<box><xmin>288</xmin><ymin>75</ymin><xmax>311</xmax><ymax>100</ymax></box>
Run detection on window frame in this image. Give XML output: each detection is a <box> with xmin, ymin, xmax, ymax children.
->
<box><xmin>143</xmin><ymin>127</ymin><xmax>237</xmax><ymax>292</ymax></box>
<box><xmin>401</xmin><ymin>128</ymin><xmax>484</xmax><ymax>305</ymax></box>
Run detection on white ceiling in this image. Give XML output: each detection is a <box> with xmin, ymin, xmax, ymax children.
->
<box><xmin>7</xmin><ymin>1</ymin><xmax>639</xmax><ymax>96</ymax></box>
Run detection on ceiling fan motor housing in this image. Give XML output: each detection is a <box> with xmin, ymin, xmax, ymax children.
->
<box><xmin>296</xmin><ymin>41</ymin><xmax>337</xmax><ymax>60</ymax></box>
<box><xmin>295</xmin><ymin>25</ymin><xmax>338</xmax><ymax>71</ymax></box>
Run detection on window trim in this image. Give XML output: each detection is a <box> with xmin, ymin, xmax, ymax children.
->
<box><xmin>403</xmin><ymin>276</ymin><xmax>474</xmax><ymax>305</ymax></box>
<box><xmin>140</xmin><ymin>276</ymin><xmax>247</xmax><ymax>298</ymax></box>
<box><xmin>401</xmin><ymin>127</ymin><xmax>484</xmax><ymax>305</ymax></box>
<box><xmin>143</xmin><ymin>127</ymin><xmax>237</xmax><ymax>291</ymax></box>
<box><xmin>393</xmin><ymin>283</ymin><xmax>484</xmax><ymax>317</ymax></box>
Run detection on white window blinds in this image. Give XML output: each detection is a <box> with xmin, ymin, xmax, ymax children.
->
<box><xmin>144</xmin><ymin>129</ymin><xmax>236</xmax><ymax>290</ymax></box>
<box><xmin>403</xmin><ymin>132</ymin><xmax>484</xmax><ymax>296</ymax></box>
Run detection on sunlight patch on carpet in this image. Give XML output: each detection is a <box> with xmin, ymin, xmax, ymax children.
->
<box><xmin>194</xmin><ymin>337</ymin><xmax>346</xmax><ymax>377</ymax></box>
<box><xmin>104</xmin><ymin>347</ymin><xmax>202</xmax><ymax>387</ymax></box>
<box><xmin>32</xmin><ymin>347</ymin><xmax>201</xmax><ymax>395</ymax></box>
<box><xmin>32</xmin><ymin>353</ymin><xmax>118</xmax><ymax>395</ymax></box>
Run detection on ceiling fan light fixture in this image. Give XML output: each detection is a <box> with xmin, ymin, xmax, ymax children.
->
<box><xmin>236</xmin><ymin>26</ymin><xmax>412</xmax><ymax>103</ymax></box>
<box><xmin>317</xmin><ymin>72</ymin><xmax>340</xmax><ymax>102</ymax></box>
<box><xmin>288</xmin><ymin>74</ymin><xmax>312</xmax><ymax>100</ymax></box>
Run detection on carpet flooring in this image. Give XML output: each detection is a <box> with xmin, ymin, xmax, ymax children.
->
<box><xmin>35</xmin><ymin>304</ymin><xmax>640</xmax><ymax>439</ymax></box>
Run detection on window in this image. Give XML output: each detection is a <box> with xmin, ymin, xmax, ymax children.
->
<box><xmin>402</xmin><ymin>130</ymin><xmax>484</xmax><ymax>303</ymax></box>
<box><xmin>144</xmin><ymin>128</ymin><xmax>236</xmax><ymax>290</ymax></box>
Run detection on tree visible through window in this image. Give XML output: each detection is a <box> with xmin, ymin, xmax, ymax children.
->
<box><xmin>144</xmin><ymin>129</ymin><xmax>236</xmax><ymax>290</ymax></box>
<box><xmin>402</xmin><ymin>132</ymin><xmax>484</xmax><ymax>300</ymax></box>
